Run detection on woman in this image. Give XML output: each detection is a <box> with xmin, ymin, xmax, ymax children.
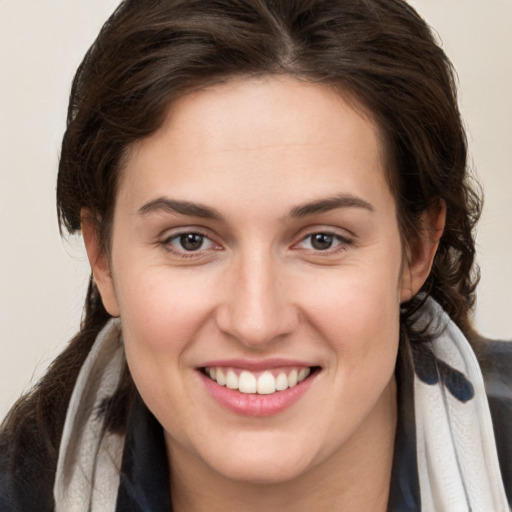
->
<box><xmin>1</xmin><ymin>0</ymin><xmax>510</xmax><ymax>510</ymax></box>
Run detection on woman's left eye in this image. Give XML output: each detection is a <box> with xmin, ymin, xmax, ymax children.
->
<box><xmin>296</xmin><ymin>232</ymin><xmax>352</xmax><ymax>252</ymax></box>
<box><xmin>163</xmin><ymin>232</ymin><xmax>217</xmax><ymax>253</ymax></box>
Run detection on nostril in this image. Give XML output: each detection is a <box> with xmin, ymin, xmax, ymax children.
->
<box><xmin>215</xmin><ymin>304</ymin><xmax>299</xmax><ymax>348</ymax></box>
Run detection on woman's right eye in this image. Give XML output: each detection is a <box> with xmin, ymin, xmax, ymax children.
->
<box><xmin>162</xmin><ymin>232</ymin><xmax>219</xmax><ymax>255</ymax></box>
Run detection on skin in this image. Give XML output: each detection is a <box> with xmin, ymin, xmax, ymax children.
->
<box><xmin>84</xmin><ymin>76</ymin><xmax>444</xmax><ymax>511</ymax></box>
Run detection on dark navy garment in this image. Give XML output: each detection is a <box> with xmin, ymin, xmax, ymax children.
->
<box><xmin>1</xmin><ymin>341</ymin><xmax>511</xmax><ymax>511</ymax></box>
<box><xmin>115</xmin><ymin>396</ymin><xmax>171</xmax><ymax>512</ymax></box>
<box><xmin>483</xmin><ymin>341</ymin><xmax>512</xmax><ymax>507</ymax></box>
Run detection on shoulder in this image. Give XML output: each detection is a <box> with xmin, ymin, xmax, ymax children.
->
<box><xmin>478</xmin><ymin>339</ymin><xmax>512</xmax><ymax>506</ymax></box>
<box><xmin>480</xmin><ymin>339</ymin><xmax>512</xmax><ymax>393</ymax></box>
<box><xmin>479</xmin><ymin>339</ymin><xmax>512</xmax><ymax>415</ymax></box>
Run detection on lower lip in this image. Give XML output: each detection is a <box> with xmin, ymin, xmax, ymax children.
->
<box><xmin>199</xmin><ymin>370</ymin><xmax>318</xmax><ymax>417</ymax></box>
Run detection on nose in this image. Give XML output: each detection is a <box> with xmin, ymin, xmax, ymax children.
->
<box><xmin>215</xmin><ymin>251</ymin><xmax>299</xmax><ymax>348</ymax></box>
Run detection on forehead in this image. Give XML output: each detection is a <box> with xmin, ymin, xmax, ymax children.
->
<box><xmin>119</xmin><ymin>76</ymin><xmax>393</xmax><ymax>217</ymax></box>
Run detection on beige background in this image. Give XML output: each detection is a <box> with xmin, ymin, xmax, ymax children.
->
<box><xmin>1</xmin><ymin>0</ymin><xmax>511</xmax><ymax>419</ymax></box>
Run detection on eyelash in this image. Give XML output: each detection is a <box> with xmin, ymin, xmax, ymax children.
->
<box><xmin>294</xmin><ymin>232</ymin><xmax>353</xmax><ymax>254</ymax></box>
<box><xmin>159</xmin><ymin>230</ymin><xmax>354</xmax><ymax>259</ymax></box>
<box><xmin>160</xmin><ymin>230</ymin><xmax>220</xmax><ymax>259</ymax></box>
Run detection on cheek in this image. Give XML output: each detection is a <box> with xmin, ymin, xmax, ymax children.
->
<box><xmin>320</xmin><ymin>277</ymin><xmax>400</xmax><ymax>381</ymax></box>
<box><xmin>301</xmin><ymin>257</ymin><xmax>401</xmax><ymax>342</ymax></box>
<box><xmin>115</xmin><ymin>259</ymin><xmax>216</xmax><ymax>339</ymax></box>
<box><xmin>296</xmin><ymin>252</ymin><xmax>402</xmax><ymax>398</ymax></box>
<box><xmin>113</xmin><ymin>265</ymin><xmax>217</xmax><ymax>405</ymax></box>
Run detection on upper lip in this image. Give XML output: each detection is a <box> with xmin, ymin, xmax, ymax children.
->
<box><xmin>197</xmin><ymin>358</ymin><xmax>319</xmax><ymax>372</ymax></box>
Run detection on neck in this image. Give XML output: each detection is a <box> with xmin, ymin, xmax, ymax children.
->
<box><xmin>169</xmin><ymin>378</ymin><xmax>397</xmax><ymax>512</ymax></box>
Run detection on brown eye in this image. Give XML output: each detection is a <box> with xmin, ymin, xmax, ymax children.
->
<box><xmin>310</xmin><ymin>233</ymin><xmax>334</xmax><ymax>250</ymax></box>
<box><xmin>295</xmin><ymin>232</ymin><xmax>353</xmax><ymax>253</ymax></box>
<box><xmin>179</xmin><ymin>233</ymin><xmax>205</xmax><ymax>251</ymax></box>
<box><xmin>161</xmin><ymin>230</ymin><xmax>220</xmax><ymax>258</ymax></box>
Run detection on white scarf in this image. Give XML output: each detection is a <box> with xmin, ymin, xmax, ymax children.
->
<box><xmin>53</xmin><ymin>299</ymin><xmax>509</xmax><ymax>511</ymax></box>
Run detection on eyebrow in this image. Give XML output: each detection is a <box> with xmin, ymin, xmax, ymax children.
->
<box><xmin>138</xmin><ymin>197</ymin><xmax>224</xmax><ymax>220</ymax></box>
<box><xmin>290</xmin><ymin>194</ymin><xmax>374</xmax><ymax>217</ymax></box>
<box><xmin>137</xmin><ymin>193</ymin><xmax>374</xmax><ymax>220</ymax></box>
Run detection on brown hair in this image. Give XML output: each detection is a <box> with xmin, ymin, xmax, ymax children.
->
<box><xmin>2</xmin><ymin>0</ymin><xmax>481</xmax><ymax>505</ymax></box>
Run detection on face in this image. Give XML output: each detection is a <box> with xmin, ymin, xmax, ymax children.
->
<box><xmin>88</xmin><ymin>76</ymin><xmax>434</xmax><ymax>485</ymax></box>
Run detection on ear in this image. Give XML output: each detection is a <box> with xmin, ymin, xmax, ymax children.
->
<box><xmin>81</xmin><ymin>210</ymin><xmax>120</xmax><ymax>317</ymax></box>
<box><xmin>400</xmin><ymin>201</ymin><xmax>446</xmax><ymax>302</ymax></box>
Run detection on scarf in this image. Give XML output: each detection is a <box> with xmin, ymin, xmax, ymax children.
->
<box><xmin>53</xmin><ymin>298</ymin><xmax>509</xmax><ymax>511</ymax></box>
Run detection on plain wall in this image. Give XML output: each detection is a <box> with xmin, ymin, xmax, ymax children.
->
<box><xmin>1</xmin><ymin>0</ymin><xmax>511</xmax><ymax>419</ymax></box>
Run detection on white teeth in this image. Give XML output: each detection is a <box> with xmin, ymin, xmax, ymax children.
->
<box><xmin>225</xmin><ymin>369</ymin><xmax>239</xmax><ymax>390</ymax></box>
<box><xmin>239</xmin><ymin>371</ymin><xmax>257</xmax><ymax>393</ymax></box>
<box><xmin>216</xmin><ymin>367</ymin><xmax>226</xmax><ymax>386</ymax></box>
<box><xmin>206</xmin><ymin>366</ymin><xmax>313</xmax><ymax>394</ymax></box>
<box><xmin>257</xmin><ymin>371</ymin><xmax>276</xmax><ymax>395</ymax></box>
<box><xmin>298</xmin><ymin>368</ymin><xmax>311</xmax><ymax>382</ymax></box>
<box><xmin>275</xmin><ymin>372</ymin><xmax>288</xmax><ymax>391</ymax></box>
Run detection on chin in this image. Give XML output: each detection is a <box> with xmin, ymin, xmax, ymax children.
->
<box><xmin>200</xmin><ymin>435</ymin><xmax>318</xmax><ymax>485</ymax></box>
<box><xmin>214</xmin><ymin>456</ymin><xmax>311</xmax><ymax>485</ymax></box>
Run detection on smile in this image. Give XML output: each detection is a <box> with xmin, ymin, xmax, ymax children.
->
<box><xmin>199</xmin><ymin>364</ymin><xmax>320</xmax><ymax>416</ymax></box>
<box><xmin>204</xmin><ymin>366</ymin><xmax>313</xmax><ymax>395</ymax></box>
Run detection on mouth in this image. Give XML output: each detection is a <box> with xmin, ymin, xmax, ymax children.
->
<box><xmin>201</xmin><ymin>366</ymin><xmax>320</xmax><ymax>395</ymax></box>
